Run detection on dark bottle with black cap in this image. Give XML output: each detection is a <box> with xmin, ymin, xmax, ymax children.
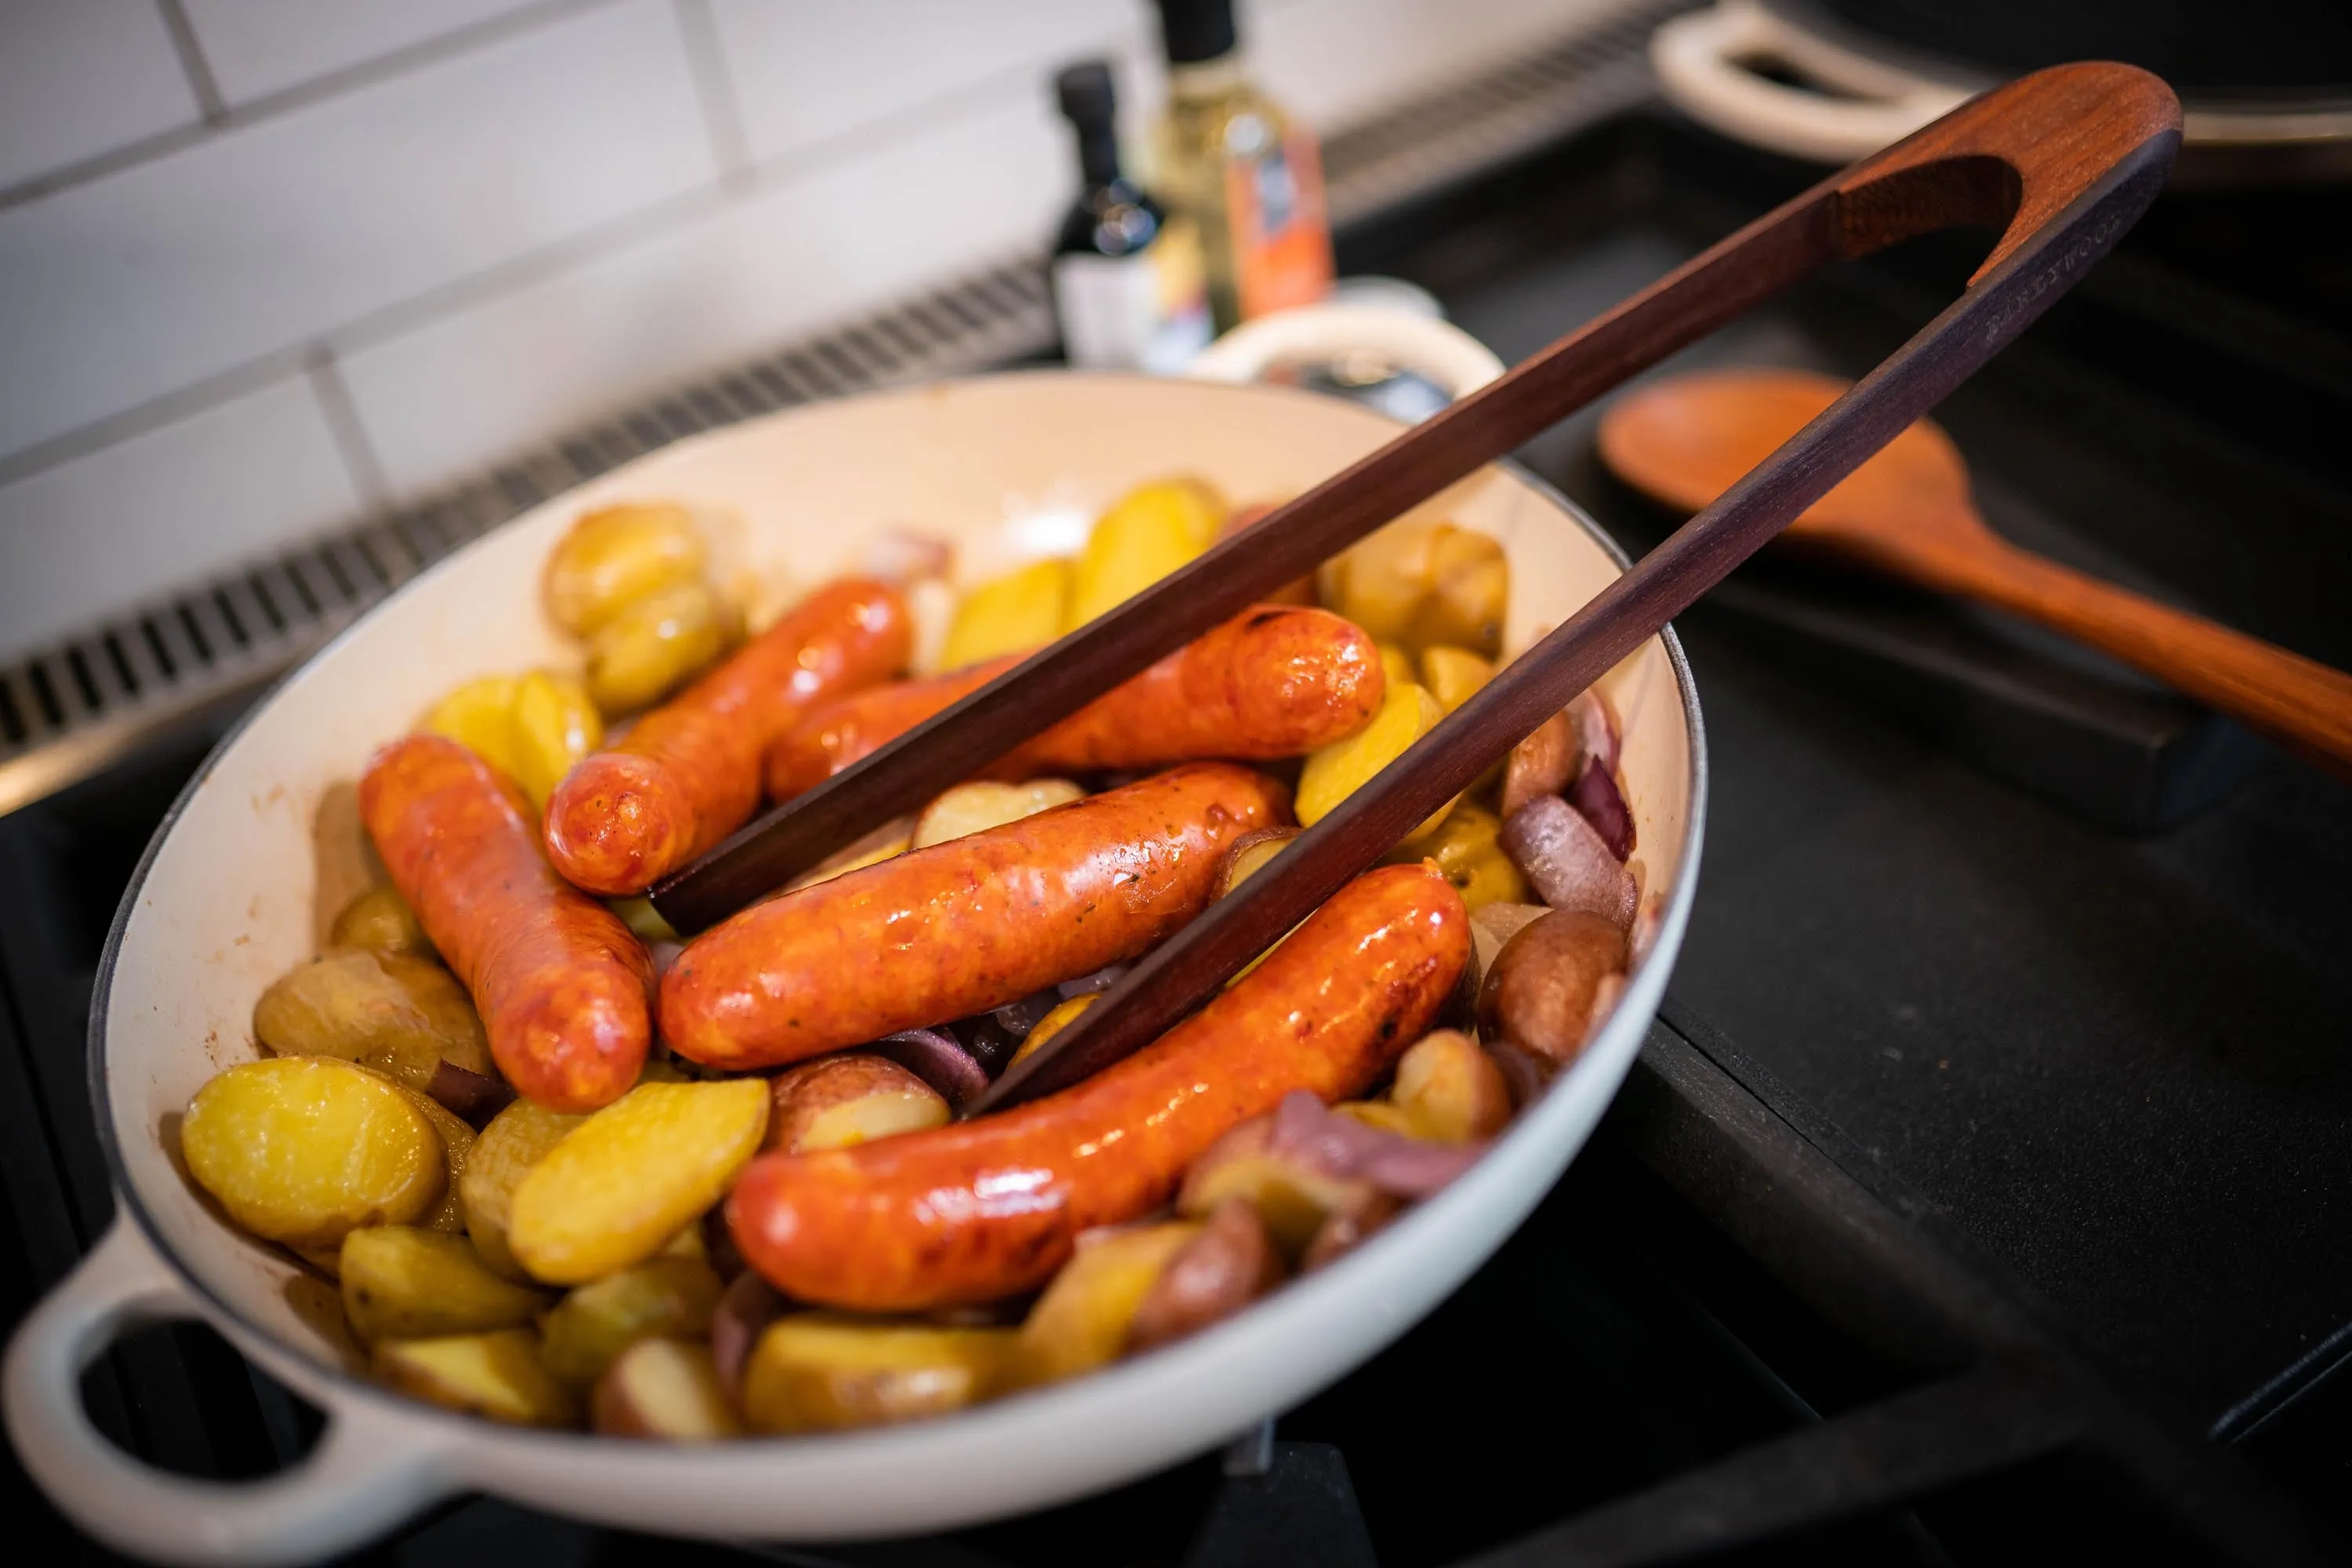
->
<box><xmin>1049</xmin><ymin>60</ymin><xmax>1210</xmax><ymax>373</ymax></box>
<box><xmin>1151</xmin><ymin>0</ymin><xmax>1332</xmax><ymax>332</ymax></box>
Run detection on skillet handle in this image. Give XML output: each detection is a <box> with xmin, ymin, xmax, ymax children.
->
<box><xmin>4</xmin><ymin>1217</ymin><xmax>453</xmax><ymax>1566</ymax></box>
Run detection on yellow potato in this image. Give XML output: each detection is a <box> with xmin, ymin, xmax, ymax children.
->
<box><xmin>938</xmin><ymin>558</ymin><xmax>1068</xmax><ymax>671</ymax></box>
<box><xmin>1296</xmin><ymin>681</ymin><xmax>1451</xmax><ymax>840</ymax></box>
<box><xmin>339</xmin><ymin>1226</ymin><xmax>550</xmax><ymax>1341</ymax></box>
<box><xmin>252</xmin><ymin>948</ymin><xmax>492</xmax><ymax>1094</ymax></box>
<box><xmin>540</xmin><ymin>1255</ymin><xmax>725</xmax><ymax>1386</ymax></box>
<box><xmin>1009</xmin><ymin>993</ymin><xmax>1098</xmax><ymax>1070</ymax></box>
<box><xmin>373</xmin><ymin>1328</ymin><xmax>579</xmax><ymax>1428</ymax></box>
<box><xmin>181</xmin><ymin>1058</ymin><xmax>445</xmax><ymax>1247</ymax></box>
<box><xmin>460</xmin><ymin>1098</ymin><xmax>590</xmax><ymax>1280</ymax></box>
<box><xmin>584</xmin><ymin>581</ymin><xmax>731</xmax><ymax>716</ymax></box>
<box><xmin>1013</xmin><ymin>1222</ymin><xmax>1200</xmax><ymax>1387</ymax></box>
<box><xmin>593</xmin><ymin>1338</ymin><xmax>741</xmax><ymax>1439</ymax></box>
<box><xmin>1178</xmin><ymin>1120</ymin><xmax>1373</xmax><ymax>1258</ymax></box>
<box><xmin>1389</xmin><ymin>802</ymin><xmax>1528</xmax><ymax>913</ymax></box>
<box><xmin>1319</xmin><ymin>520</ymin><xmax>1508</xmax><ymax>656</ymax></box>
<box><xmin>1419</xmin><ymin>644</ymin><xmax>1494</xmax><ymax>713</ymax></box>
<box><xmin>781</xmin><ymin>816</ymin><xmax>915</xmax><ymax>893</ymax></box>
<box><xmin>507</xmin><ymin>1080</ymin><xmax>769</xmax><ymax>1285</ymax></box>
<box><xmin>423</xmin><ymin>673</ymin><xmax>524</xmax><ymax>782</ymax></box>
<box><xmin>909</xmin><ymin>779</ymin><xmax>1084</xmax><ymax>849</ymax></box>
<box><xmin>1392</xmin><ymin>1029</ymin><xmax>1512</xmax><ymax>1144</ymax></box>
<box><xmin>1066</xmin><ymin>478</ymin><xmax>1224</xmax><ymax>628</ymax></box>
<box><xmin>543</xmin><ymin>503</ymin><xmax>706</xmax><ymax>637</ymax></box>
<box><xmin>742</xmin><ymin>1315</ymin><xmax>1016</xmax><ymax>1434</ymax></box>
<box><xmin>327</xmin><ymin>884</ymin><xmax>434</xmax><ymax>960</ymax></box>
<box><xmin>506</xmin><ymin>670</ymin><xmax>603</xmax><ymax>808</ymax></box>
<box><xmin>1333</xmin><ymin>1100</ymin><xmax>1421</xmax><ymax>1138</ymax></box>
<box><xmin>370</xmin><ymin>1072</ymin><xmax>475</xmax><ymax>1234</ymax></box>
<box><xmin>607</xmin><ymin>896</ymin><xmax>680</xmax><ymax>945</ymax></box>
<box><xmin>1377</xmin><ymin>643</ymin><xmax>1416</xmax><ymax>691</ymax></box>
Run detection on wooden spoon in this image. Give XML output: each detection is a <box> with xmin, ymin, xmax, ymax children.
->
<box><xmin>1598</xmin><ymin>368</ymin><xmax>2352</xmax><ymax>777</ymax></box>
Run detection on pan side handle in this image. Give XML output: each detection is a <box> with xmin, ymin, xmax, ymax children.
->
<box><xmin>4</xmin><ymin>1217</ymin><xmax>454</xmax><ymax>1566</ymax></box>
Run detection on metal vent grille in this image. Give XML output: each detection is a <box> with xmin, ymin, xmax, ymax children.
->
<box><xmin>0</xmin><ymin>2</ymin><xmax>1673</xmax><ymax>818</ymax></box>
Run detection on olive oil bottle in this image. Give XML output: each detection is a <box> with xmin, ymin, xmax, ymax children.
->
<box><xmin>1149</xmin><ymin>0</ymin><xmax>1334</xmax><ymax>333</ymax></box>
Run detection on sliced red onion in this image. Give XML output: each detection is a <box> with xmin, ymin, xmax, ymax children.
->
<box><xmin>710</xmin><ymin>1271</ymin><xmax>785</xmax><ymax>1397</ymax></box>
<box><xmin>426</xmin><ymin>1061</ymin><xmax>514</xmax><ymax>1128</ymax></box>
<box><xmin>1058</xmin><ymin>963</ymin><xmax>1131</xmax><ymax>1000</ymax></box>
<box><xmin>1566</xmin><ymin>689</ymin><xmax>1620</xmax><ymax>777</ymax></box>
<box><xmin>1502</xmin><ymin>795</ymin><xmax>1636</xmax><ymax>931</ymax></box>
<box><xmin>873</xmin><ymin>1028</ymin><xmax>989</xmax><ymax>1109</ymax></box>
<box><xmin>1568</xmin><ymin>760</ymin><xmax>1635</xmax><ymax>862</ymax></box>
<box><xmin>1266</xmin><ymin>1091</ymin><xmax>1486</xmax><ymax>1200</ymax></box>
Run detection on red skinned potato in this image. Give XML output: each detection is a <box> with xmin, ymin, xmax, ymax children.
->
<box><xmin>728</xmin><ymin>863</ymin><xmax>1468</xmax><ymax>1311</ymax></box>
<box><xmin>662</xmin><ymin>763</ymin><xmax>1288</xmax><ymax>1070</ymax></box>
<box><xmin>1475</xmin><ymin>909</ymin><xmax>1627</xmax><ymax>1067</ymax></box>
<box><xmin>764</xmin><ymin>1054</ymin><xmax>949</xmax><ymax>1154</ymax></box>
<box><xmin>1390</xmin><ymin>1029</ymin><xmax>1512</xmax><ymax>1144</ymax></box>
<box><xmin>1301</xmin><ymin>1189</ymin><xmax>1406</xmax><ymax>1272</ymax></box>
<box><xmin>710</xmin><ymin>1270</ymin><xmax>787</xmax><ymax>1396</ymax></box>
<box><xmin>546</xmin><ymin>578</ymin><xmax>910</xmax><ymax>895</ymax></box>
<box><xmin>1501</xmin><ymin>795</ymin><xmax>1636</xmax><ymax>931</ymax></box>
<box><xmin>1500</xmin><ymin>710</ymin><xmax>1577</xmax><ymax>820</ymax></box>
<box><xmin>1127</xmin><ymin>1198</ymin><xmax>1285</xmax><ymax>1354</ymax></box>
<box><xmin>591</xmin><ymin>1338</ymin><xmax>740</xmax><ymax>1440</ymax></box>
<box><xmin>360</xmin><ymin>735</ymin><xmax>653</xmax><ymax>1112</ymax></box>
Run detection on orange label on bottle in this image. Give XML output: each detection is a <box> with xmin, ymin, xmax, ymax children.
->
<box><xmin>1226</xmin><ymin>130</ymin><xmax>1334</xmax><ymax>320</ymax></box>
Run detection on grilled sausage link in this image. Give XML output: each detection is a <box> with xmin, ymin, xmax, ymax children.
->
<box><xmin>660</xmin><ymin>761</ymin><xmax>1289</xmax><ymax>1069</ymax></box>
<box><xmin>764</xmin><ymin>604</ymin><xmax>1381</xmax><ymax>799</ymax></box>
<box><xmin>546</xmin><ymin>577</ymin><xmax>909</xmax><ymax>895</ymax></box>
<box><xmin>361</xmin><ymin>735</ymin><xmax>654</xmax><ymax>1112</ymax></box>
<box><xmin>727</xmin><ymin>862</ymin><xmax>1469</xmax><ymax>1309</ymax></box>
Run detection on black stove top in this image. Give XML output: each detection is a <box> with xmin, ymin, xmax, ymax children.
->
<box><xmin>5</xmin><ymin>106</ymin><xmax>2347</xmax><ymax>1567</ymax></box>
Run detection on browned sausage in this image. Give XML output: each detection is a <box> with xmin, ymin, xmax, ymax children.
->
<box><xmin>360</xmin><ymin>735</ymin><xmax>653</xmax><ymax>1112</ymax></box>
<box><xmin>764</xmin><ymin>604</ymin><xmax>1381</xmax><ymax>799</ymax></box>
<box><xmin>545</xmin><ymin>578</ymin><xmax>909</xmax><ymax>895</ymax></box>
<box><xmin>726</xmin><ymin>862</ymin><xmax>1469</xmax><ymax>1309</ymax></box>
<box><xmin>660</xmin><ymin>762</ymin><xmax>1290</xmax><ymax>1070</ymax></box>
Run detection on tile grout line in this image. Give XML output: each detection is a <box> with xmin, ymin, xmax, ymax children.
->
<box><xmin>152</xmin><ymin>0</ymin><xmax>228</xmax><ymax>125</ymax></box>
<box><xmin>672</xmin><ymin>0</ymin><xmax>757</xmax><ymax>192</ymax></box>
<box><xmin>303</xmin><ymin>349</ymin><xmax>394</xmax><ymax>514</ymax></box>
<box><xmin>0</xmin><ymin>0</ymin><xmax>624</xmax><ymax>216</ymax></box>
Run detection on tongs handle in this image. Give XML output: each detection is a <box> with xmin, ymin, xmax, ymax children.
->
<box><xmin>654</xmin><ymin>64</ymin><xmax>2179</xmax><ymax>1109</ymax></box>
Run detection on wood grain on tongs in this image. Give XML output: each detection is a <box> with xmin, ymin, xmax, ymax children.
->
<box><xmin>650</xmin><ymin>64</ymin><xmax>2182</xmax><ymax>1113</ymax></box>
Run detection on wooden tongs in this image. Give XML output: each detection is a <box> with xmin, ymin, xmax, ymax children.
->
<box><xmin>650</xmin><ymin>64</ymin><xmax>2183</xmax><ymax>1113</ymax></box>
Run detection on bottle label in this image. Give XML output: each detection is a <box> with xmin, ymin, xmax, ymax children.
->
<box><xmin>1226</xmin><ymin>130</ymin><xmax>1333</xmax><ymax>320</ymax></box>
<box><xmin>1052</xmin><ymin>220</ymin><xmax>1212</xmax><ymax>373</ymax></box>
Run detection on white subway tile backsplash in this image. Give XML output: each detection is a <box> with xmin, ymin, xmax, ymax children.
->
<box><xmin>340</xmin><ymin>93</ymin><xmax>1067</xmax><ymax>499</ymax></box>
<box><xmin>0</xmin><ymin>0</ymin><xmax>201</xmax><ymax>191</ymax></box>
<box><xmin>0</xmin><ymin>376</ymin><xmax>359</xmax><ymax>662</ymax></box>
<box><xmin>180</xmin><ymin>0</ymin><xmax>554</xmax><ymax>105</ymax></box>
<box><xmin>709</xmin><ymin>0</ymin><xmax>1142</xmax><ymax>165</ymax></box>
<box><xmin>0</xmin><ymin>0</ymin><xmax>712</xmax><ymax>464</ymax></box>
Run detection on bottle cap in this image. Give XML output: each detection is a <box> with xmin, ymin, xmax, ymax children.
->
<box><xmin>1154</xmin><ymin>0</ymin><xmax>1238</xmax><ymax>66</ymax></box>
<box><xmin>1054</xmin><ymin>60</ymin><xmax>1116</xmax><ymax>129</ymax></box>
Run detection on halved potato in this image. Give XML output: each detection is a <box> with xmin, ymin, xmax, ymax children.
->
<box><xmin>910</xmin><ymin>779</ymin><xmax>1084</xmax><ymax>849</ymax></box>
<box><xmin>252</xmin><ymin>947</ymin><xmax>492</xmax><ymax>1093</ymax></box>
<box><xmin>764</xmin><ymin>1054</ymin><xmax>949</xmax><ymax>1154</ymax></box>
<box><xmin>339</xmin><ymin>1226</ymin><xmax>550</xmax><ymax>1341</ymax></box>
<box><xmin>543</xmin><ymin>502</ymin><xmax>706</xmax><ymax>637</ymax></box>
<box><xmin>181</xmin><ymin>1058</ymin><xmax>445</xmax><ymax>1248</ymax></box>
<box><xmin>1065</xmin><ymin>478</ymin><xmax>1224</xmax><ymax>629</ymax></box>
<box><xmin>1295</xmin><ymin>681</ymin><xmax>1451</xmax><ymax>840</ymax></box>
<box><xmin>373</xmin><ymin>1329</ymin><xmax>579</xmax><ymax>1428</ymax></box>
<box><xmin>360</xmin><ymin>1068</ymin><xmax>476</xmax><ymax>1234</ymax></box>
<box><xmin>1318</xmin><ymin>519</ymin><xmax>1507</xmax><ymax>655</ymax></box>
<box><xmin>326</xmin><ymin>884</ymin><xmax>433</xmax><ymax>960</ymax></box>
<box><xmin>1390</xmin><ymin>803</ymin><xmax>1528</xmax><ymax>913</ymax></box>
<box><xmin>507</xmin><ymin>1080</ymin><xmax>769</xmax><ymax>1285</ymax></box>
<box><xmin>459</xmin><ymin>1098</ymin><xmax>590</xmax><ymax>1280</ymax></box>
<box><xmin>1127</xmin><ymin>1199</ymin><xmax>1284</xmax><ymax>1355</ymax></box>
<box><xmin>1008</xmin><ymin>993</ymin><xmax>1098</xmax><ymax>1070</ymax></box>
<box><xmin>540</xmin><ymin>1254</ymin><xmax>725</xmax><ymax>1386</ymax></box>
<box><xmin>938</xmin><ymin>558</ymin><xmax>1066</xmax><ymax>671</ymax></box>
<box><xmin>1014</xmin><ymin>1222</ymin><xmax>1201</xmax><ymax>1387</ymax></box>
<box><xmin>1213</xmin><ymin>826</ymin><xmax>1299</xmax><ymax>900</ymax></box>
<box><xmin>1418</xmin><ymin>644</ymin><xmax>1494</xmax><ymax>713</ymax></box>
<box><xmin>742</xmin><ymin>1314</ymin><xmax>1016</xmax><ymax>1434</ymax></box>
<box><xmin>1177</xmin><ymin>1123</ymin><xmax>1372</xmax><ymax>1259</ymax></box>
<box><xmin>1390</xmin><ymin>1029</ymin><xmax>1512</xmax><ymax>1144</ymax></box>
<box><xmin>593</xmin><ymin>1338</ymin><xmax>740</xmax><ymax>1439</ymax></box>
